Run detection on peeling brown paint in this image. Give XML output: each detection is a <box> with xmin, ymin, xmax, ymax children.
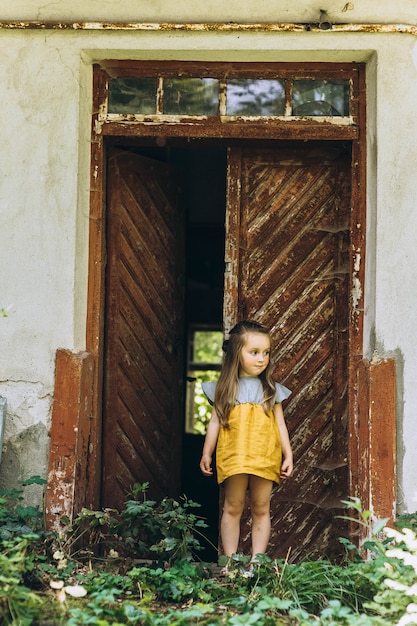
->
<box><xmin>351</xmin><ymin>249</ymin><xmax>363</xmax><ymax>331</ymax></box>
<box><xmin>0</xmin><ymin>21</ymin><xmax>417</xmax><ymax>35</ymax></box>
<box><xmin>95</xmin><ymin>61</ymin><xmax>362</xmax><ymax>141</ymax></box>
<box><xmin>352</xmin><ymin>358</ymin><xmax>396</xmax><ymax>533</ymax></box>
<box><xmin>103</xmin><ymin>113</ymin><xmax>354</xmax><ymax>126</ymax></box>
<box><xmin>45</xmin><ymin>349</ymin><xmax>94</xmax><ymax>531</ymax></box>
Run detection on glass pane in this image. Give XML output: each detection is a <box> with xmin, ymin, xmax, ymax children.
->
<box><xmin>163</xmin><ymin>78</ymin><xmax>219</xmax><ymax>115</ymax></box>
<box><xmin>292</xmin><ymin>79</ymin><xmax>349</xmax><ymax>116</ymax></box>
<box><xmin>226</xmin><ymin>79</ymin><xmax>285</xmax><ymax>116</ymax></box>
<box><xmin>108</xmin><ymin>78</ymin><xmax>156</xmax><ymax>114</ymax></box>
<box><xmin>192</xmin><ymin>331</ymin><xmax>223</xmax><ymax>364</ymax></box>
<box><xmin>187</xmin><ymin>370</ymin><xmax>219</xmax><ymax>435</ymax></box>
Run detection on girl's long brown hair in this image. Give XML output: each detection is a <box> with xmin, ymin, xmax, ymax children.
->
<box><xmin>214</xmin><ymin>320</ymin><xmax>276</xmax><ymax>427</ymax></box>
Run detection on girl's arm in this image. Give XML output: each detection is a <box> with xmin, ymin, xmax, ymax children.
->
<box><xmin>199</xmin><ymin>407</ymin><xmax>220</xmax><ymax>476</ymax></box>
<box><xmin>274</xmin><ymin>402</ymin><xmax>293</xmax><ymax>479</ymax></box>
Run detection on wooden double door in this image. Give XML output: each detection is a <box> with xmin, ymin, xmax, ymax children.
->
<box><xmin>102</xmin><ymin>142</ymin><xmax>352</xmax><ymax>560</ymax></box>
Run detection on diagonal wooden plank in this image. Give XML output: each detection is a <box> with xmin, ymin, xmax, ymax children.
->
<box><xmin>228</xmin><ymin>145</ymin><xmax>351</xmax><ymax>560</ymax></box>
<box><xmin>102</xmin><ymin>149</ymin><xmax>184</xmax><ymax>509</ymax></box>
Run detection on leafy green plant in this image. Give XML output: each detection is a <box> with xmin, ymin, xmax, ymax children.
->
<box><xmin>2</xmin><ymin>478</ymin><xmax>417</xmax><ymax>625</ymax></box>
<box><xmin>395</xmin><ymin>513</ymin><xmax>417</xmax><ymax>534</ymax></box>
<box><xmin>362</xmin><ymin>525</ymin><xmax>417</xmax><ymax>624</ymax></box>
<box><xmin>0</xmin><ymin>476</ymin><xmax>53</xmax><ymax>624</ymax></box>
<box><xmin>49</xmin><ymin>482</ymin><xmax>213</xmax><ymax>568</ymax></box>
<box><xmin>127</xmin><ymin>560</ymin><xmax>218</xmax><ymax>603</ymax></box>
<box><xmin>0</xmin><ymin>537</ymin><xmax>45</xmax><ymax>625</ymax></box>
<box><xmin>192</xmin><ymin>369</ymin><xmax>220</xmax><ymax>435</ymax></box>
<box><xmin>0</xmin><ymin>475</ymin><xmax>47</xmax><ymax>540</ymax></box>
<box><xmin>338</xmin><ymin>496</ymin><xmax>392</xmax><ymax>558</ymax></box>
<box><xmin>65</xmin><ymin>587</ymin><xmax>127</xmax><ymax>625</ymax></box>
<box><xmin>53</xmin><ymin>505</ymin><xmax>120</xmax><ymax>572</ymax></box>
<box><xmin>115</xmin><ymin>482</ymin><xmax>212</xmax><ymax>562</ymax></box>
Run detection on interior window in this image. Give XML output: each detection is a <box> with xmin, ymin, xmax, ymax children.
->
<box><xmin>185</xmin><ymin>327</ymin><xmax>223</xmax><ymax>434</ymax></box>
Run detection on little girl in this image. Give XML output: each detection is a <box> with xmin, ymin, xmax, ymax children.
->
<box><xmin>199</xmin><ymin>320</ymin><xmax>293</xmax><ymax>569</ymax></box>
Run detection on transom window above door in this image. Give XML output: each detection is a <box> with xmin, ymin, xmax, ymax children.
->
<box><xmin>97</xmin><ymin>61</ymin><xmax>362</xmax><ymax>133</ymax></box>
<box><xmin>108</xmin><ymin>76</ymin><xmax>349</xmax><ymax>118</ymax></box>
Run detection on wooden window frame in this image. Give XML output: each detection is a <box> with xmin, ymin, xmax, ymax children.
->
<box><xmin>95</xmin><ymin>61</ymin><xmax>362</xmax><ymax>140</ymax></box>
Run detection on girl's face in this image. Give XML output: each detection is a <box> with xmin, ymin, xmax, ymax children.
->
<box><xmin>239</xmin><ymin>331</ymin><xmax>270</xmax><ymax>377</ymax></box>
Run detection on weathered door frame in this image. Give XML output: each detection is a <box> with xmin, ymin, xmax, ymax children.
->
<box><xmin>45</xmin><ymin>61</ymin><xmax>396</xmax><ymax>540</ymax></box>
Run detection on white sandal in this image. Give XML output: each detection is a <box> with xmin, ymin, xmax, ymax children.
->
<box><xmin>219</xmin><ymin>565</ymin><xmax>229</xmax><ymax>577</ymax></box>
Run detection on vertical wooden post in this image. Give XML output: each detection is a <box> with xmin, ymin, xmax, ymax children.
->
<box><xmin>45</xmin><ymin>349</ymin><xmax>94</xmax><ymax>531</ymax></box>
<box><xmin>84</xmin><ymin>64</ymin><xmax>107</xmax><ymax>514</ymax></box>
<box><xmin>351</xmin><ymin>357</ymin><xmax>396</xmax><ymax>535</ymax></box>
<box><xmin>368</xmin><ymin>358</ymin><xmax>396</xmax><ymax>523</ymax></box>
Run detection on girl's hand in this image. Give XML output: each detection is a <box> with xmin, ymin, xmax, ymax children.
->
<box><xmin>280</xmin><ymin>456</ymin><xmax>293</xmax><ymax>479</ymax></box>
<box><xmin>200</xmin><ymin>454</ymin><xmax>213</xmax><ymax>476</ymax></box>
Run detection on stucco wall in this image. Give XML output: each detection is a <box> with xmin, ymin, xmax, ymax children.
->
<box><xmin>1</xmin><ymin>0</ymin><xmax>417</xmax><ymax>513</ymax></box>
<box><xmin>2</xmin><ymin>0</ymin><xmax>417</xmax><ymax>25</ymax></box>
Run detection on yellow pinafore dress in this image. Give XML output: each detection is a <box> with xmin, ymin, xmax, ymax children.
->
<box><xmin>202</xmin><ymin>378</ymin><xmax>291</xmax><ymax>485</ymax></box>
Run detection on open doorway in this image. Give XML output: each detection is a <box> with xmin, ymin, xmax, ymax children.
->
<box><xmin>176</xmin><ymin>146</ymin><xmax>226</xmax><ymax>560</ymax></box>
<box><xmin>101</xmin><ymin>137</ymin><xmax>355</xmax><ymax>561</ymax></box>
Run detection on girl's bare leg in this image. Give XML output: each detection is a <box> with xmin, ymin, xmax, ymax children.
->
<box><xmin>248</xmin><ymin>475</ymin><xmax>273</xmax><ymax>558</ymax></box>
<box><xmin>221</xmin><ymin>474</ymin><xmax>249</xmax><ymax>556</ymax></box>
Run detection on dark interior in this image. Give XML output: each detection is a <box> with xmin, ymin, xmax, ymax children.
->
<box><xmin>176</xmin><ymin>146</ymin><xmax>226</xmax><ymax>561</ymax></box>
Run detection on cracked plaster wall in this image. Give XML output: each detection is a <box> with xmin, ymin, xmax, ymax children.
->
<box><xmin>0</xmin><ymin>382</ymin><xmax>51</xmax><ymax>505</ymax></box>
<box><xmin>1</xmin><ymin>0</ymin><xmax>417</xmax><ymax>513</ymax></box>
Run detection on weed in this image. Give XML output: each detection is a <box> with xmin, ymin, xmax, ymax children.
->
<box><xmin>0</xmin><ymin>475</ymin><xmax>47</xmax><ymax>540</ymax></box>
<box><xmin>0</xmin><ymin>476</ymin><xmax>54</xmax><ymax>624</ymax></box>
<box><xmin>115</xmin><ymin>482</ymin><xmax>212</xmax><ymax>562</ymax></box>
<box><xmin>127</xmin><ymin>560</ymin><xmax>220</xmax><ymax>603</ymax></box>
<box><xmin>2</xmin><ymin>477</ymin><xmax>417</xmax><ymax>625</ymax></box>
<box><xmin>0</xmin><ymin>537</ymin><xmax>44</xmax><ymax>625</ymax></box>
